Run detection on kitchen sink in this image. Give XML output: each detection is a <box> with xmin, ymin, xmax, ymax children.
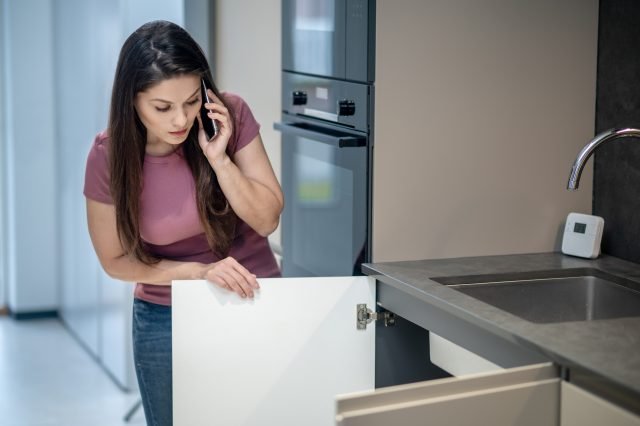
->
<box><xmin>432</xmin><ymin>269</ymin><xmax>640</xmax><ymax>324</ymax></box>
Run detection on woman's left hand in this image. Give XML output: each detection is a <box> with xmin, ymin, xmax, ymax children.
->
<box><xmin>196</xmin><ymin>89</ymin><xmax>233</xmax><ymax>167</ymax></box>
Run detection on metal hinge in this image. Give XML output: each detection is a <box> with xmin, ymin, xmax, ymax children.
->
<box><xmin>357</xmin><ymin>304</ymin><xmax>395</xmax><ymax>330</ymax></box>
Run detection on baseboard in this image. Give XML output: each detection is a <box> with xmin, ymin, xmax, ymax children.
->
<box><xmin>10</xmin><ymin>309</ymin><xmax>58</xmax><ymax>320</ymax></box>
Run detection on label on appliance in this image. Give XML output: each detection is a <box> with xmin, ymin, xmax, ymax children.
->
<box><xmin>315</xmin><ymin>87</ymin><xmax>329</xmax><ymax>100</ymax></box>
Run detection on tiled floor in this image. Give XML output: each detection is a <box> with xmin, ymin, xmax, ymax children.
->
<box><xmin>0</xmin><ymin>316</ymin><xmax>146</xmax><ymax>426</ymax></box>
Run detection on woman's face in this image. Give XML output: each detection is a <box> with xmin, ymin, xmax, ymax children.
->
<box><xmin>134</xmin><ymin>74</ymin><xmax>202</xmax><ymax>151</ymax></box>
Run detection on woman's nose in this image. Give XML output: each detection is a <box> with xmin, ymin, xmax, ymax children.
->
<box><xmin>173</xmin><ymin>108</ymin><xmax>188</xmax><ymax>128</ymax></box>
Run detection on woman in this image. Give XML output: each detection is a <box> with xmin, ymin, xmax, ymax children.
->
<box><xmin>84</xmin><ymin>20</ymin><xmax>283</xmax><ymax>425</ymax></box>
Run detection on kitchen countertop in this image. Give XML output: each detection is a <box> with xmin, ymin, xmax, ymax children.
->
<box><xmin>362</xmin><ymin>252</ymin><xmax>640</xmax><ymax>413</ymax></box>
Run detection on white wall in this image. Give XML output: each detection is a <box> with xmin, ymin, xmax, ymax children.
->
<box><xmin>2</xmin><ymin>0</ymin><xmax>58</xmax><ymax>313</ymax></box>
<box><xmin>373</xmin><ymin>0</ymin><xmax>598</xmax><ymax>261</ymax></box>
<box><xmin>213</xmin><ymin>0</ymin><xmax>282</xmax><ymax>249</ymax></box>
<box><xmin>54</xmin><ymin>0</ymin><xmax>123</xmax><ymax>367</ymax></box>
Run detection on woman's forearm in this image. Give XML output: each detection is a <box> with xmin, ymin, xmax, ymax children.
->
<box><xmin>212</xmin><ymin>156</ymin><xmax>282</xmax><ymax>236</ymax></box>
<box><xmin>103</xmin><ymin>255</ymin><xmax>205</xmax><ymax>285</ymax></box>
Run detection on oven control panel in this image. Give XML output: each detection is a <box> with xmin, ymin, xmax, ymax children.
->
<box><xmin>282</xmin><ymin>72</ymin><xmax>370</xmax><ymax>131</ymax></box>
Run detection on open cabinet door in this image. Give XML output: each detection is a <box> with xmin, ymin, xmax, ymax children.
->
<box><xmin>173</xmin><ymin>276</ymin><xmax>376</xmax><ymax>425</ymax></box>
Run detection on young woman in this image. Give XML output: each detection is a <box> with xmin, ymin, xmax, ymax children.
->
<box><xmin>84</xmin><ymin>20</ymin><xmax>283</xmax><ymax>425</ymax></box>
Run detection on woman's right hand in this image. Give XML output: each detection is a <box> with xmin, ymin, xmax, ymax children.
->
<box><xmin>200</xmin><ymin>257</ymin><xmax>259</xmax><ymax>298</ymax></box>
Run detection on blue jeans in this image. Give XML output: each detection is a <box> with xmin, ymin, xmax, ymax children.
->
<box><xmin>132</xmin><ymin>298</ymin><xmax>172</xmax><ymax>426</ymax></box>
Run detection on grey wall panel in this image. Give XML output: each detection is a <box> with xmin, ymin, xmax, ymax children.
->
<box><xmin>594</xmin><ymin>0</ymin><xmax>640</xmax><ymax>264</ymax></box>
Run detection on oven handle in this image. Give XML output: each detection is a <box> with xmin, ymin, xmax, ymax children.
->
<box><xmin>274</xmin><ymin>122</ymin><xmax>366</xmax><ymax>148</ymax></box>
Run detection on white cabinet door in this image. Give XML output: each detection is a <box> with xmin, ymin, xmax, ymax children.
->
<box><xmin>335</xmin><ymin>363</ymin><xmax>560</xmax><ymax>426</ymax></box>
<box><xmin>561</xmin><ymin>382</ymin><xmax>640</xmax><ymax>426</ymax></box>
<box><xmin>172</xmin><ymin>276</ymin><xmax>376</xmax><ymax>426</ymax></box>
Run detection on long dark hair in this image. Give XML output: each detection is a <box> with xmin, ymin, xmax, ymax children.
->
<box><xmin>108</xmin><ymin>20</ymin><xmax>237</xmax><ymax>264</ymax></box>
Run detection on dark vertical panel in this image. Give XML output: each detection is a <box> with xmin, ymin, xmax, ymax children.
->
<box><xmin>345</xmin><ymin>0</ymin><xmax>375</xmax><ymax>82</ymax></box>
<box><xmin>594</xmin><ymin>0</ymin><xmax>640</xmax><ymax>263</ymax></box>
<box><xmin>375</xmin><ymin>314</ymin><xmax>450</xmax><ymax>388</ymax></box>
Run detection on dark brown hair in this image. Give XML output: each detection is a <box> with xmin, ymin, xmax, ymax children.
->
<box><xmin>108</xmin><ymin>20</ymin><xmax>236</xmax><ymax>264</ymax></box>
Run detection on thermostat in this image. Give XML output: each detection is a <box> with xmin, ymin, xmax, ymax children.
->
<box><xmin>561</xmin><ymin>212</ymin><xmax>604</xmax><ymax>259</ymax></box>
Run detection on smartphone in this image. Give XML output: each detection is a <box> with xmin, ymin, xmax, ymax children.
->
<box><xmin>200</xmin><ymin>79</ymin><xmax>218</xmax><ymax>139</ymax></box>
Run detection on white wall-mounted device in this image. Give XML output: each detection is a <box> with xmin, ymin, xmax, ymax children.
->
<box><xmin>561</xmin><ymin>212</ymin><xmax>604</xmax><ymax>259</ymax></box>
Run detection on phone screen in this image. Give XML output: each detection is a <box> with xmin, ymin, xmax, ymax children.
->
<box><xmin>200</xmin><ymin>79</ymin><xmax>218</xmax><ymax>139</ymax></box>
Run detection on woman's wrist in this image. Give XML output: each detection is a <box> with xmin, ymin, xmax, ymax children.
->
<box><xmin>208</xmin><ymin>153</ymin><xmax>232</xmax><ymax>171</ymax></box>
<box><xmin>189</xmin><ymin>262</ymin><xmax>209</xmax><ymax>280</ymax></box>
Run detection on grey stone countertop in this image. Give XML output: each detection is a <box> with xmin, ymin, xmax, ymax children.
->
<box><xmin>362</xmin><ymin>252</ymin><xmax>640</xmax><ymax>411</ymax></box>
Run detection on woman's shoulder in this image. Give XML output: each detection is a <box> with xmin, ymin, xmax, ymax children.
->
<box><xmin>86</xmin><ymin>130</ymin><xmax>111</xmax><ymax>170</ymax></box>
<box><xmin>84</xmin><ymin>129</ymin><xmax>113</xmax><ymax>203</ymax></box>
<box><xmin>221</xmin><ymin>91</ymin><xmax>252</xmax><ymax>116</ymax></box>
<box><xmin>221</xmin><ymin>92</ymin><xmax>260</xmax><ymax>152</ymax></box>
<box><xmin>93</xmin><ymin>129</ymin><xmax>110</xmax><ymax>148</ymax></box>
<box><xmin>221</xmin><ymin>91</ymin><xmax>244</xmax><ymax>105</ymax></box>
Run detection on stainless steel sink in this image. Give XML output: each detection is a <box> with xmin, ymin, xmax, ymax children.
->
<box><xmin>432</xmin><ymin>269</ymin><xmax>640</xmax><ymax>324</ymax></box>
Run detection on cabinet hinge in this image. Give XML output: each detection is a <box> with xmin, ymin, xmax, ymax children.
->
<box><xmin>356</xmin><ymin>304</ymin><xmax>395</xmax><ymax>330</ymax></box>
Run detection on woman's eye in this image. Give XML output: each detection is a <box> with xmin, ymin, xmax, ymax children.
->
<box><xmin>187</xmin><ymin>98</ymin><xmax>200</xmax><ymax>106</ymax></box>
<box><xmin>155</xmin><ymin>106</ymin><xmax>170</xmax><ymax>112</ymax></box>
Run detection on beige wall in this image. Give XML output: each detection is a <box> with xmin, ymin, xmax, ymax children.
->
<box><xmin>214</xmin><ymin>0</ymin><xmax>282</xmax><ymax>247</ymax></box>
<box><xmin>373</xmin><ymin>0</ymin><xmax>598</xmax><ymax>262</ymax></box>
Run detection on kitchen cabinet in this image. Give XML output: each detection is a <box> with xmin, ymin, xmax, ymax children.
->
<box><xmin>335</xmin><ymin>363</ymin><xmax>559</xmax><ymax>425</ymax></box>
<box><xmin>173</xmin><ymin>276</ymin><xmax>610</xmax><ymax>425</ymax></box>
<box><xmin>335</xmin><ymin>344</ymin><xmax>640</xmax><ymax>426</ymax></box>
<box><xmin>561</xmin><ymin>382</ymin><xmax>640</xmax><ymax>426</ymax></box>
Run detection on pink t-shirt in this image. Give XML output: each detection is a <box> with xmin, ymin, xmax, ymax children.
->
<box><xmin>84</xmin><ymin>92</ymin><xmax>280</xmax><ymax>306</ymax></box>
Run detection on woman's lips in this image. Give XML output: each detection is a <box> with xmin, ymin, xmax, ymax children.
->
<box><xmin>169</xmin><ymin>129</ymin><xmax>188</xmax><ymax>137</ymax></box>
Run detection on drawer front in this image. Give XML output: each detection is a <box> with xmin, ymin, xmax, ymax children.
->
<box><xmin>336</xmin><ymin>363</ymin><xmax>560</xmax><ymax>426</ymax></box>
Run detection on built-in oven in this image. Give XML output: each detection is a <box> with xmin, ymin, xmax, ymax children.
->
<box><xmin>275</xmin><ymin>72</ymin><xmax>373</xmax><ymax>277</ymax></box>
<box><xmin>279</xmin><ymin>0</ymin><xmax>375</xmax><ymax>277</ymax></box>
<box><xmin>282</xmin><ymin>0</ymin><xmax>375</xmax><ymax>83</ymax></box>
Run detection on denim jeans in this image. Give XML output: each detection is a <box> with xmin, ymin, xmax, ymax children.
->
<box><xmin>132</xmin><ymin>298</ymin><xmax>172</xmax><ymax>426</ymax></box>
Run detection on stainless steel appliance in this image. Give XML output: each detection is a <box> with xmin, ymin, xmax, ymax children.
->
<box><xmin>282</xmin><ymin>0</ymin><xmax>374</xmax><ymax>83</ymax></box>
<box><xmin>276</xmin><ymin>0</ymin><xmax>375</xmax><ymax>277</ymax></box>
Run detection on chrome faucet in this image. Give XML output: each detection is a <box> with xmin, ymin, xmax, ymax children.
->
<box><xmin>567</xmin><ymin>127</ymin><xmax>640</xmax><ymax>190</ymax></box>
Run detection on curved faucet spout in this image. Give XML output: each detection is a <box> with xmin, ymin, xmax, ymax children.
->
<box><xmin>567</xmin><ymin>127</ymin><xmax>640</xmax><ymax>190</ymax></box>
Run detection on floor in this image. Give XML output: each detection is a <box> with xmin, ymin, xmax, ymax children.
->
<box><xmin>0</xmin><ymin>316</ymin><xmax>146</xmax><ymax>426</ymax></box>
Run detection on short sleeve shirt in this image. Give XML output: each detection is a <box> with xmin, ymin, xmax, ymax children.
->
<box><xmin>84</xmin><ymin>92</ymin><xmax>280</xmax><ymax>305</ymax></box>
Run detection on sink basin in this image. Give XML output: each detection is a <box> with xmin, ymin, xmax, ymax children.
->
<box><xmin>433</xmin><ymin>269</ymin><xmax>640</xmax><ymax>324</ymax></box>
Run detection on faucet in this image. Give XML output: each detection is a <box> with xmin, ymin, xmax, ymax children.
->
<box><xmin>567</xmin><ymin>127</ymin><xmax>640</xmax><ymax>190</ymax></box>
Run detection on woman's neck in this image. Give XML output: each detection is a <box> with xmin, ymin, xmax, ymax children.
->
<box><xmin>145</xmin><ymin>139</ymin><xmax>181</xmax><ymax>157</ymax></box>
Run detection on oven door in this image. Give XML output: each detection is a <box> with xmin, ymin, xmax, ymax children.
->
<box><xmin>275</xmin><ymin>120</ymin><xmax>369</xmax><ymax>277</ymax></box>
<box><xmin>282</xmin><ymin>0</ymin><xmax>374</xmax><ymax>82</ymax></box>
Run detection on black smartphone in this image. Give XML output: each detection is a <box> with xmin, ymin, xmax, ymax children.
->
<box><xmin>200</xmin><ymin>79</ymin><xmax>218</xmax><ymax>139</ymax></box>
